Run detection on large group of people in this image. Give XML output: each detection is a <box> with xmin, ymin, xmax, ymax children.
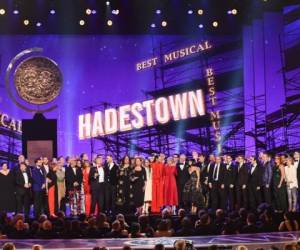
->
<box><xmin>0</xmin><ymin>150</ymin><xmax>300</xmax><ymax>219</ymax></box>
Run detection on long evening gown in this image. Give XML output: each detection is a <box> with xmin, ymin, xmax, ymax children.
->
<box><xmin>183</xmin><ymin>171</ymin><xmax>204</xmax><ymax>208</ymax></box>
<box><xmin>151</xmin><ymin>162</ymin><xmax>164</xmax><ymax>213</ymax></box>
<box><xmin>47</xmin><ymin>170</ymin><xmax>58</xmax><ymax>215</ymax></box>
<box><xmin>0</xmin><ymin>170</ymin><xmax>16</xmax><ymax>212</ymax></box>
<box><xmin>163</xmin><ymin>165</ymin><xmax>178</xmax><ymax>206</ymax></box>
<box><xmin>144</xmin><ymin>167</ymin><xmax>152</xmax><ymax>202</ymax></box>
<box><xmin>272</xmin><ymin>166</ymin><xmax>287</xmax><ymax>212</ymax></box>
<box><xmin>83</xmin><ymin>167</ymin><xmax>92</xmax><ymax>216</ymax></box>
<box><xmin>129</xmin><ymin>168</ymin><xmax>147</xmax><ymax>208</ymax></box>
<box><xmin>116</xmin><ymin>165</ymin><xmax>131</xmax><ymax>212</ymax></box>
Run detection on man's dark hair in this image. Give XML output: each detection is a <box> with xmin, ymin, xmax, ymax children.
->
<box><xmin>2</xmin><ymin>243</ymin><xmax>16</xmax><ymax>250</ymax></box>
<box><xmin>153</xmin><ymin>244</ymin><xmax>165</xmax><ymax>250</ymax></box>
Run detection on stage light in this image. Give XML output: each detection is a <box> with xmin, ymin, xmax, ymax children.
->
<box><xmin>227</xmin><ymin>10</ymin><xmax>232</xmax><ymax>15</ymax></box>
<box><xmin>212</xmin><ymin>21</ymin><xmax>218</xmax><ymax>27</ymax></box>
<box><xmin>13</xmin><ymin>10</ymin><xmax>19</xmax><ymax>15</ymax></box>
<box><xmin>198</xmin><ymin>24</ymin><xmax>204</xmax><ymax>29</ymax></box>
<box><xmin>150</xmin><ymin>23</ymin><xmax>156</xmax><ymax>28</ymax></box>
<box><xmin>156</xmin><ymin>9</ymin><xmax>161</xmax><ymax>15</ymax></box>
<box><xmin>232</xmin><ymin>9</ymin><xmax>238</xmax><ymax>15</ymax></box>
<box><xmin>79</xmin><ymin>19</ymin><xmax>85</xmax><ymax>26</ymax></box>
<box><xmin>107</xmin><ymin>19</ymin><xmax>113</xmax><ymax>26</ymax></box>
<box><xmin>36</xmin><ymin>22</ymin><xmax>42</xmax><ymax>27</ymax></box>
<box><xmin>188</xmin><ymin>10</ymin><xmax>193</xmax><ymax>15</ymax></box>
<box><xmin>92</xmin><ymin>10</ymin><xmax>97</xmax><ymax>14</ymax></box>
<box><xmin>0</xmin><ymin>9</ymin><xmax>5</xmax><ymax>15</ymax></box>
<box><xmin>197</xmin><ymin>9</ymin><xmax>204</xmax><ymax>15</ymax></box>
<box><xmin>112</xmin><ymin>9</ymin><xmax>119</xmax><ymax>15</ymax></box>
<box><xmin>161</xmin><ymin>20</ymin><xmax>167</xmax><ymax>27</ymax></box>
<box><xmin>50</xmin><ymin>9</ymin><xmax>55</xmax><ymax>15</ymax></box>
<box><xmin>106</xmin><ymin>1</ymin><xmax>110</xmax><ymax>6</ymax></box>
<box><xmin>23</xmin><ymin>19</ymin><xmax>29</xmax><ymax>26</ymax></box>
<box><xmin>86</xmin><ymin>8</ymin><xmax>92</xmax><ymax>15</ymax></box>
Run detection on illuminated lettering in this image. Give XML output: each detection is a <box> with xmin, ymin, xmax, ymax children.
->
<box><xmin>79</xmin><ymin>113</ymin><xmax>91</xmax><ymax>139</ymax></box>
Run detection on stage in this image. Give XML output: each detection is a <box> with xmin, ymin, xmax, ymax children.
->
<box><xmin>1</xmin><ymin>232</ymin><xmax>299</xmax><ymax>250</ymax></box>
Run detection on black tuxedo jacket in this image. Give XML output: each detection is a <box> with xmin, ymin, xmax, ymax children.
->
<box><xmin>210</xmin><ymin>163</ymin><xmax>226</xmax><ymax>184</ymax></box>
<box><xmin>296</xmin><ymin>160</ymin><xmax>300</xmax><ymax>183</ymax></box>
<box><xmin>89</xmin><ymin>166</ymin><xmax>105</xmax><ymax>190</ymax></box>
<box><xmin>65</xmin><ymin>166</ymin><xmax>83</xmax><ymax>191</ymax></box>
<box><xmin>248</xmin><ymin>164</ymin><xmax>263</xmax><ymax>188</ymax></box>
<box><xmin>236</xmin><ymin>163</ymin><xmax>249</xmax><ymax>186</ymax></box>
<box><xmin>223</xmin><ymin>163</ymin><xmax>237</xmax><ymax>186</ymax></box>
<box><xmin>176</xmin><ymin>162</ymin><xmax>190</xmax><ymax>187</ymax></box>
<box><xmin>205</xmin><ymin>162</ymin><xmax>216</xmax><ymax>183</ymax></box>
<box><xmin>104</xmin><ymin>163</ymin><xmax>118</xmax><ymax>186</ymax></box>
<box><xmin>15</xmin><ymin>168</ymin><xmax>32</xmax><ymax>194</ymax></box>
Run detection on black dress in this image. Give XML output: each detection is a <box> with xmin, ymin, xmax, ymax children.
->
<box><xmin>129</xmin><ymin>167</ymin><xmax>147</xmax><ymax>207</ymax></box>
<box><xmin>116</xmin><ymin>165</ymin><xmax>132</xmax><ymax>208</ymax></box>
<box><xmin>0</xmin><ymin>171</ymin><xmax>16</xmax><ymax>212</ymax></box>
<box><xmin>183</xmin><ymin>171</ymin><xmax>204</xmax><ymax>207</ymax></box>
<box><xmin>272</xmin><ymin>166</ymin><xmax>287</xmax><ymax>212</ymax></box>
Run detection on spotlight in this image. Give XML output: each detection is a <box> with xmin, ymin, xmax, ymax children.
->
<box><xmin>227</xmin><ymin>10</ymin><xmax>232</xmax><ymax>15</ymax></box>
<box><xmin>79</xmin><ymin>19</ymin><xmax>85</xmax><ymax>26</ymax></box>
<box><xmin>197</xmin><ymin>9</ymin><xmax>204</xmax><ymax>15</ymax></box>
<box><xmin>150</xmin><ymin>23</ymin><xmax>156</xmax><ymax>28</ymax></box>
<box><xmin>187</xmin><ymin>10</ymin><xmax>193</xmax><ymax>15</ymax></box>
<box><xmin>36</xmin><ymin>22</ymin><xmax>42</xmax><ymax>27</ymax></box>
<box><xmin>13</xmin><ymin>10</ymin><xmax>19</xmax><ymax>15</ymax></box>
<box><xmin>106</xmin><ymin>1</ymin><xmax>110</xmax><ymax>6</ymax></box>
<box><xmin>107</xmin><ymin>19</ymin><xmax>113</xmax><ymax>26</ymax></box>
<box><xmin>112</xmin><ymin>9</ymin><xmax>119</xmax><ymax>15</ymax></box>
<box><xmin>198</xmin><ymin>24</ymin><xmax>204</xmax><ymax>29</ymax></box>
<box><xmin>23</xmin><ymin>19</ymin><xmax>29</xmax><ymax>26</ymax></box>
<box><xmin>50</xmin><ymin>9</ymin><xmax>55</xmax><ymax>15</ymax></box>
<box><xmin>86</xmin><ymin>8</ymin><xmax>92</xmax><ymax>15</ymax></box>
<box><xmin>232</xmin><ymin>9</ymin><xmax>238</xmax><ymax>15</ymax></box>
<box><xmin>212</xmin><ymin>21</ymin><xmax>218</xmax><ymax>27</ymax></box>
<box><xmin>92</xmin><ymin>10</ymin><xmax>97</xmax><ymax>14</ymax></box>
<box><xmin>161</xmin><ymin>20</ymin><xmax>167</xmax><ymax>27</ymax></box>
<box><xmin>0</xmin><ymin>9</ymin><xmax>5</xmax><ymax>15</ymax></box>
<box><xmin>156</xmin><ymin>9</ymin><xmax>161</xmax><ymax>15</ymax></box>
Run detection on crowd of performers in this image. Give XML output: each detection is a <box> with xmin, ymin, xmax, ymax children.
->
<box><xmin>0</xmin><ymin>151</ymin><xmax>300</xmax><ymax>219</ymax></box>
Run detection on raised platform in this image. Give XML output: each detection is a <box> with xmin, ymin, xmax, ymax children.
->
<box><xmin>1</xmin><ymin>232</ymin><xmax>300</xmax><ymax>250</ymax></box>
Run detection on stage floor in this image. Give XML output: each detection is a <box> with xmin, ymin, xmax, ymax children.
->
<box><xmin>1</xmin><ymin>232</ymin><xmax>300</xmax><ymax>250</ymax></box>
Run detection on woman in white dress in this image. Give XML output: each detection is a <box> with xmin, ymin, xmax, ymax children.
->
<box><xmin>143</xmin><ymin>158</ymin><xmax>152</xmax><ymax>214</ymax></box>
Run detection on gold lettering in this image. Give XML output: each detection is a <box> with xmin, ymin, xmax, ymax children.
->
<box><xmin>209</xmin><ymin>86</ymin><xmax>215</xmax><ymax>96</ymax></box>
<box><xmin>164</xmin><ymin>53</ymin><xmax>172</xmax><ymax>63</ymax></box>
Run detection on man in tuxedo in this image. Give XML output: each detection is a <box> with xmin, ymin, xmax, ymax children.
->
<box><xmin>15</xmin><ymin>162</ymin><xmax>32</xmax><ymax>219</ymax></box>
<box><xmin>248</xmin><ymin>156</ymin><xmax>263</xmax><ymax>210</ymax></box>
<box><xmin>261</xmin><ymin>152</ymin><xmax>273</xmax><ymax>205</ymax></box>
<box><xmin>89</xmin><ymin>155</ymin><xmax>105</xmax><ymax>215</ymax></box>
<box><xmin>209</xmin><ymin>156</ymin><xmax>226</xmax><ymax>210</ymax></box>
<box><xmin>236</xmin><ymin>155</ymin><xmax>249</xmax><ymax>209</ymax></box>
<box><xmin>104</xmin><ymin>155</ymin><xmax>118</xmax><ymax>215</ymax></box>
<box><xmin>65</xmin><ymin>157</ymin><xmax>83</xmax><ymax>216</ymax></box>
<box><xmin>31</xmin><ymin>158</ymin><xmax>47</xmax><ymax>218</ymax></box>
<box><xmin>223</xmin><ymin>155</ymin><xmax>237</xmax><ymax>211</ymax></box>
<box><xmin>176</xmin><ymin>154</ymin><xmax>190</xmax><ymax>208</ymax></box>
<box><xmin>202</xmin><ymin>154</ymin><xmax>215</xmax><ymax>207</ymax></box>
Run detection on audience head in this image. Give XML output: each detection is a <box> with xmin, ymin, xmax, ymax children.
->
<box><xmin>111</xmin><ymin>220</ymin><xmax>121</xmax><ymax>232</ymax></box>
<box><xmin>174</xmin><ymin>240</ymin><xmax>186</xmax><ymax>250</ymax></box>
<box><xmin>32</xmin><ymin>245</ymin><xmax>43</xmax><ymax>250</ymax></box>
<box><xmin>153</xmin><ymin>244</ymin><xmax>165</xmax><ymax>250</ymax></box>
<box><xmin>2</xmin><ymin>243</ymin><xmax>16</xmax><ymax>250</ymax></box>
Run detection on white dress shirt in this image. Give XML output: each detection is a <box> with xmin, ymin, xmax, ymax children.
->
<box><xmin>72</xmin><ymin>167</ymin><xmax>77</xmax><ymax>175</ymax></box>
<box><xmin>23</xmin><ymin>172</ymin><xmax>29</xmax><ymax>184</ymax></box>
<box><xmin>97</xmin><ymin>167</ymin><xmax>104</xmax><ymax>183</ymax></box>
<box><xmin>285</xmin><ymin>165</ymin><xmax>298</xmax><ymax>188</ymax></box>
<box><xmin>109</xmin><ymin>163</ymin><xmax>114</xmax><ymax>171</ymax></box>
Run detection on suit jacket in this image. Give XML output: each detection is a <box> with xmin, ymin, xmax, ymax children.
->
<box><xmin>262</xmin><ymin>161</ymin><xmax>273</xmax><ymax>186</ymax></box>
<box><xmin>31</xmin><ymin>166</ymin><xmax>46</xmax><ymax>192</ymax></box>
<box><xmin>89</xmin><ymin>166</ymin><xmax>105</xmax><ymax>190</ymax></box>
<box><xmin>15</xmin><ymin>168</ymin><xmax>32</xmax><ymax>195</ymax></box>
<box><xmin>210</xmin><ymin>163</ymin><xmax>226</xmax><ymax>184</ymax></box>
<box><xmin>176</xmin><ymin>162</ymin><xmax>190</xmax><ymax>187</ymax></box>
<box><xmin>236</xmin><ymin>163</ymin><xmax>249</xmax><ymax>186</ymax></box>
<box><xmin>248</xmin><ymin>164</ymin><xmax>263</xmax><ymax>188</ymax></box>
<box><xmin>104</xmin><ymin>163</ymin><xmax>118</xmax><ymax>186</ymax></box>
<box><xmin>206</xmin><ymin>162</ymin><xmax>216</xmax><ymax>184</ymax></box>
<box><xmin>223</xmin><ymin>162</ymin><xmax>237</xmax><ymax>186</ymax></box>
<box><xmin>65</xmin><ymin>166</ymin><xmax>83</xmax><ymax>191</ymax></box>
<box><xmin>295</xmin><ymin>160</ymin><xmax>300</xmax><ymax>183</ymax></box>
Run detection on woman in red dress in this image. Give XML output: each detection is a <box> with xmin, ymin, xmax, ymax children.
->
<box><xmin>163</xmin><ymin>156</ymin><xmax>178</xmax><ymax>214</ymax></box>
<box><xmin>82</xmin><ymin>160</ymin><xmax>92</xmax><ymax>216</ymax></box>
<box><xmin>151</xmin><ymin>154</ymin><xmax>165</xmax><ymax>213</ymax></box>
<box><xmin>47</xmin><ymin>162</ymin><xmax>59</xmax><ymax>217</ymax></box>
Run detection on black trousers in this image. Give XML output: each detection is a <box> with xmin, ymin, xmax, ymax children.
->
<box><xmin>211</xmin><ymin>182</ymin><xmax>226</xmax><ymax>210</ymax></box>
<box><xmin>105</xmin><ymin>183</ymin><xmax>116</xmax><ymax>214</ymax></box>
<box><xmin>236</xmin><ymin>185</ymin><xmax>248</xmax><ymax>209</ymax></box>
<box><xmin>33</xmin><ymin>190</ymin><xmax>46</xmax><ymax>218</ymax></box>
<box><xmin>16</xmin><ymin>189</ymin><xmax>30</xmax><ymax>218</ymax></box>
<box><xmin>263</xmin><ymin>186</ymin><xmax>271</xmax><ymax>204</ymax></box>
<box><xmin>91</xmin><ymin>183</ymin><xmax>105</xmax><ymax>215</ymax></box>
<box><xmin>177</xmin><ymin>183</ymin><xmax>185</xmax><ymax>208</ymax></box>
<box><xmin>248</xmin><ymin>186</ymin><xmax>262</xmax><ymax>210</ymax></box>
<box><xmin>225</xmin><ymin>186</ymin><xmax>235</xmax><ymax>211</ymax></box>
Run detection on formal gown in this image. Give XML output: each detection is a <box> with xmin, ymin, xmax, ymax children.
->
<box><xmin>116</xmin><ymin>165</ymin><xmax>131</xmax><ymax>210</ymax></box>
<box><xmin>0</xmin><ymin>170</ymin><xmax>16</xmax><ymax>212</ymax></box>
<box><xmin>56</xmin><ymin>169</ymin><xmax>66</xmax><ymax>210</ymax></box>
<box><xmin>272</xmin><ymin>166</ymin><xmax>287</xmax><ymax>212</ymax></box>
<box><xmin>183</xmin><ymin>171</ymin><xmax>204</xmax><ymax>207</ymax></box>
<box><xmin>47</xmin><ymin>170</ymin><xmax>58</xmax><ymax>215</ymax></box>
<box><xmin>144</xmin><ymin>167</ymin><xmax>152</xmax><ymax>202</ymax></box>
<box><xmin>83</xmin><ymin>167</ymin><xmax>92</xmax><ymax>216</ymax></box>
<box><xmin>151</xmin><ymin>162</ymin><xmax>164</xmax><ymax>213</ymax></box>
<box><xmin>163</xmin><ymin>165</ymin><xmax>178</xmax><ymax>206</ymax></box>
<box><xmin>129</xmin><ymin>168</ymin><xmax>147</xmax><ymax>208</ymax></box>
